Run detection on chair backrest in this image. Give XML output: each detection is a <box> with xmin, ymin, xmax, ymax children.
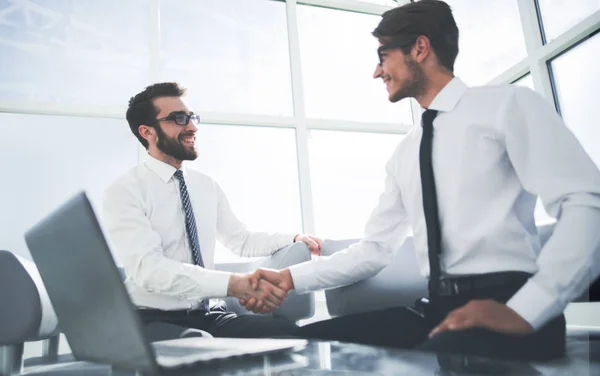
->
<box><xmin>0</xmin><ymin>250</ymin><xmax>42</xmax><ymax>345</ymax></box>
<box><xmin>322</xmin><ymin>237</ymin><xmax>427</xmax><ymax>317</ymax></box>
<box><xmin>0</xmin><ymin>251</ymin><xmax>59</xmax><ymax>345</ymax></box>
<box><xmin>323</xmin><ymin>221</ymin><xmax>599</xmax><ymax>317</ymax></box>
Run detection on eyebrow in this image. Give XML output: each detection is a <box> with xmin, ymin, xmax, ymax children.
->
<box><xmin>166</xmin><ymin>110</ymin><xmax>194</xmax><ymax>116</ymax></box>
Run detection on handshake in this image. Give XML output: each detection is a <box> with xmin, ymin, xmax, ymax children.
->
<box><xmin>226</xmin><ymin>268</ymin><xmax>294</xmax><ymax>314</ymax></box>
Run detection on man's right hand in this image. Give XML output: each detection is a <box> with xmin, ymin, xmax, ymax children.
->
<box><xmin>241</xmin><ymin>268</ymin><xmax>294</xmax><ymax>312</ymax></box>
<box><xmin>227</xmin><ymin>273</ymin><xmax>288</xmax><ymax>314</ymax></box>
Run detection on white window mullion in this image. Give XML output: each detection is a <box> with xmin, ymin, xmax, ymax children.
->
<box><xmin>517</xmin><ymin>0</ymin><xmax>555</xmax><ymax>101</ymax></box>
<box><xmin>297</xmin><ymin>0</ymin><xmax>394</xmax><ymax>15</ymax></box>
<box><xmin>139</xmin><ymin>0</ymin><xmax>162</xmax><ymax>162</ymax></box>
<box><xmin>287</xmin><ymin>0</ymin><xmax>316</xmax><ymax>235</ymax></box>
<box><xmin>535</xmin><ymin>10</ymin><xmax>600</xmax><ymax>63</ymax></box>
<box><xmin>149</xmin><ymin>0</ymin><xmax>161</xmax><ymax>84</ymax></box>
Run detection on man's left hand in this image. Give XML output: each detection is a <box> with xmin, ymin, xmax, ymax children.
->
<box><xmin>429</xmin><ymin>299</ymin><xmax>533</xmax><ymax>337</ymax></box>
<box><xmin>294</xmin><ymin>234</ymin><xmax>323</xmax><ymax>256</ymax></box>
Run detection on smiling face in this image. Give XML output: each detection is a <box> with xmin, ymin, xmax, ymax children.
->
<box><xmin>140</xmin><ymin>96</ymin><xmax>199</xmax><ymax>165</ymax></box>
<box><xmin>373</xmin><ymin>39</ymin><xmax>427</xmax><ymax>103</ymax></box>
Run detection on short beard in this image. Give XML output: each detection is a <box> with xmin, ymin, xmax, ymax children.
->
<box><xmin>389</xmin><ymin>55</ymin><xmax>427</xmax><ymax>103</ymax></box>
<box><xmin>154</xmin><ymin>124</ymin><xmax>198</xmax><ymax>161</ymax></box>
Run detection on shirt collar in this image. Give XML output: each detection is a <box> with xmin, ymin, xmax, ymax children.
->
<box><xmin>426</xmin><ymin>77</ymin><xmax>467</xmax><ymax>113</ymax></box>
<box><xmin>144</xmin><ymin>154</ymin><xmax>186</xmax><ymax>183</ymax></box>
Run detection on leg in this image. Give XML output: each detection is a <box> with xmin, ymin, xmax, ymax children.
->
<box><xmin>297</xmin><ymin>307</ymin><xmax>431</xmax><ymax>348</ymax></box>
<box><xmin>419</xmin><ymin>315</ymin><xmax>566</xmax><ymax>361</ymax></box>
<box><xmin>138</xmin><ymin>308</ymin><xmax>298</xmax><ymax>339</ymax></box>
<box><xmin>206</xmin><ymin>312</ymin><xmax>299</xmax><ymax>339</ymax></box>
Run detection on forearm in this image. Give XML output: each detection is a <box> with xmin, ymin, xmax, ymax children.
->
<box><xmin>125</xmin><ymin>250</ymin><xmax>232</xmax><ymax>300</ymax></box>
<box><xmin>507</xmin><ymin>205</ymin><xmax>600</xmax><ymax>329</ymax></box>
<box><xmin>289</xmin><ymin>240</ymin><xmax>393</xmax><ymax>294</ymax></box>
<box><xmin>223</xmin><ymin>230</ymin><xmax>296</xmax><ymax>258</ymax></box>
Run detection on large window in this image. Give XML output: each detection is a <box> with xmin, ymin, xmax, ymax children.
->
<box><xmin>297</xmin><ymin>5</ymin><xmax>413</xmax><ymax>124</ymax></box>
<box><xmin>0</xmin><ymin>113</ymin><xmax>138</xmax><ymax>259</ymax></box>
<box><xmin>512</xmin><ymin>74</ymin><xmax>534</xmax><ymax>89</ymax></box>
<box><xmin>160</xmin><ymin>0</ymin><xmax>293</xmax><ymax>116</ymax></box>
<box><xmin>551</xmin><ymin>32</ymin><xmax>600</xmax><ymax>167</ymax></box>
<box><xmin>450</xmin><ymin>0</ymin><xmax>527</xmax><ymax>86</ymax></box>
<box><xmin>188</xmin><ymin>124</ymin><xmax>302</xmax><ymax>262</ymax></box>
<box><xmin>1</xmin><ymin>0</ymin><xmax>599</xmax><ymax>326</ymax></box>
<box><xmin>309</xmin><ymin>130</ymin><xmax>403</xmax><ymax>239</ymax></box>
<box><xmin>537</xmin><ymin>0</ymin><xmax>600</xmax><ymax>42</ymax></box>
<box><xmin>0</xmin><ymin>0</ymin><xmax>149</xmax><ymax>108</ymax></box>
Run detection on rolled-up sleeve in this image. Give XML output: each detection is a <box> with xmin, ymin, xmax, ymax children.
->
<box><xmin>103</xmin><ymin>182</ymin><xmax>231</xmax><ymax>300</ymax></box>
<box><xmin>500</xmin><ymin>87</ymin><xmax>600</xmax><ymax>329</ymax></box>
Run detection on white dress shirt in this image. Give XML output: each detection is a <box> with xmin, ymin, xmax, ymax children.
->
<box><xmin>290</xmin><ymin>77</ymin><xmax>600</xmax><ymax>330</ymax></box>
<box><xmin>103</xmin><ymin>154</ymin><xmax>295</xmax><ymax>310</ymax></box>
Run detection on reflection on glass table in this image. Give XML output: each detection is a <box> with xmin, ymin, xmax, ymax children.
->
<box><xmin>22</xmin><ymin>339</ymin><xmax>600</xmax><ymax>375</ymax></box>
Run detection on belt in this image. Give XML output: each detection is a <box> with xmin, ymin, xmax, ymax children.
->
<box><xmin>430</xmin><ymin>271</ymin><xmax>532</xmax><ymax>297</ymax></box>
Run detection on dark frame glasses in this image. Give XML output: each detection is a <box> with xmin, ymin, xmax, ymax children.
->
<box><xmin>154</xmin><ymin>111</ymin><xmax>200</xmax><ymax>126</ymax></box>
<box><xmin>377</xmin><ymin>38</ymin><xmax>417</xmax><ymax>65</ymax></box>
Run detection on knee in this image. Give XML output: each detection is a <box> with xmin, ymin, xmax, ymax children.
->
<box><xmin>265</xmin><ymin>318</ymin><xmax>300</xmax><ymax>338</ymax></box>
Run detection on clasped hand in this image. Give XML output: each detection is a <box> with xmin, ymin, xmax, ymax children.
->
<box><xmin>234</xmin><ymin>268</ymin><xmax>294</xmax><ymax>313</ymax></box>
<box><xmin>227</xmin><ymin>271</ymin><xmax>289</xmax><ymax>314</ymax></box>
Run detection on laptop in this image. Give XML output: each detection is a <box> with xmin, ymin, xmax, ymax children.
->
<box><xmin>25</xmin><ymin>191</ymin><xmax>307</xmax><ymax>375</ymax></box>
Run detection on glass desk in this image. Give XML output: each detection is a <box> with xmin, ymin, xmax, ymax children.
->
<box><xmin>22</xmin><ymin>338</ymin><xmax>600</xmax><ymax>375</ymax></box>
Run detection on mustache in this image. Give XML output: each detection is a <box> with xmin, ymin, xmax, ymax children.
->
<box><xmin>178</xmin><ymin>132</ymin><xmax>196</xmax><ymax>141</ymax></box>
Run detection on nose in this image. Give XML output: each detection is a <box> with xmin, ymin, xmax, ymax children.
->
<box><xmin>186</xmin><ymin>119</ymin><xmax>198</xmax><ymax>132</ymax></box>
<box><xmin>373</xmin><ymin>64</ymin><xmax>383</xmax><ymax>79</ymax></box>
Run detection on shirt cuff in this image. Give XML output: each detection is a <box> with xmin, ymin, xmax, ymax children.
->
<box><xmin>288</xmin><ymin>262</ymin><xmax>318</xmax><ymax>295</ymax></box>
<box><xmin>197</xmin><ymin>269</ymin><xmax>232</xmax><ymax>299</ymax></box>
<box><xmin>506</xmin><ymin>278</ymin><xmax>562</xmax><ymax>330</ymax></box>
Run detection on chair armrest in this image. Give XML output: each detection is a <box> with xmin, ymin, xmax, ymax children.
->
<box><xmin>214</xmin><ymin>243</ymin><xmax>315</xmax><ymax>322</ymax></box>
<box><xmin>322</xmin><ymin>238</ymin><xmax>428</xmax><ymax>317</ymax></box>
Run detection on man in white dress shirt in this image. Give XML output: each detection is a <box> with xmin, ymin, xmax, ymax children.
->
<box><xmin>103</xmin><ymin>82</ymin><xmax>321</xmax><ymax>339</ymax></box>
<box><xmin>247</xmin><ymin>0</ymin><xmax>600</xmax><ymax>360</ymax></box>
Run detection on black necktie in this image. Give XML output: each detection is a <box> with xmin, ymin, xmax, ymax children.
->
<box><xmin>419</xmin><ymin>109</ymin><xmax>442</xmax><ymax>293</ymax></box>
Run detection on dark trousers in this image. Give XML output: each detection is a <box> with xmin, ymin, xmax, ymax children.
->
<box><xmin>297</xmin><ymin>275</ymin><xmax>566</xmax><ymax>361</ymax></box>
<box><xmin>137</xmin><ymin>303</ymin><xmax>299</xmax><ymax>341</ymax></box>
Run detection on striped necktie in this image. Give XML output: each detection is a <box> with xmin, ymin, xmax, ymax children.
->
<box><xmin>173</xmin><ymin>170</ymin><xmax>205</xmax><ymax>267</ymax></box>
<box><xmin>173</xmin><ymin>170</ymin><xmax>209</xmax><ymax>311</ymax></box>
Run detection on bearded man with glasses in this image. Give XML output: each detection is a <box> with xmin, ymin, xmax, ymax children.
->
<box><xmin>102</xmin><ymin>82</ymin><xmax>321</xmax><ymax>339</ymax></box>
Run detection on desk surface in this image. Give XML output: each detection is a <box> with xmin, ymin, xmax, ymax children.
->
<box><xmin>23</xmin><ymin>338</ymin><xmax>600</xmax><ymax>375</ymax></box>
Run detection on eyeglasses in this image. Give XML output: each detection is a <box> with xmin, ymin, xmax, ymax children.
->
<box><xmin>154</xmin><ymin>112</ymin><xmax>200</xmax><ymax>126</ymax></box>
<box><xmin>377</xmin><ymin>38</ymin><xmax>417</xmax><ymax>65</ymax></box>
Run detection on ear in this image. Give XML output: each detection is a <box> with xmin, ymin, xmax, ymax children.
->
<box><xmin>138</xmin><ymin>124</ymin><xmax>156</xmax><ymax>144</ymax></box>
<box><xmin>412</xmin><ymin>35</ymin><xmax>431</xmax><ymax>63</ymax></box>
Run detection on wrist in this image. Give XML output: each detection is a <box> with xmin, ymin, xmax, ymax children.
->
<box><xmin>282</xmin><ymin>268</ymin><xmax>295</xmax><ymax>290</ymax></box>
<box><xmin>227</xmin><ymin>273</ymin><xmax>247</xmax><ymax>299</ymax></box>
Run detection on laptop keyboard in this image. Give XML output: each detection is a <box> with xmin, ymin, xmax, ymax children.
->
<box><xmin>153</xmin><ymin>343</ymin><xmax>212</xmax><ymax>357</ymax></box>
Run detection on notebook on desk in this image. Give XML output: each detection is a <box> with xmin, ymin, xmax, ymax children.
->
<box><xmin>25</xmin><ymin>191</ymin><xmax>306</xmax><ymax>375</ymax></box>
